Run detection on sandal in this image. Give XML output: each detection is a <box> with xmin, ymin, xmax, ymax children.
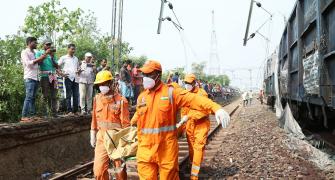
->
<box><xmin>20</xmin><ymin>117</ymin><xmax>33</xmax><ymax>123</ymax></box>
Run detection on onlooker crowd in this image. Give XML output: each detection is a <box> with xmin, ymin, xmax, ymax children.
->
<box><xmin>20</xmin><ymin>36</ymin><xmax>238</xmax><ymax>122</ymax></box>
<box><xmin>20</xmin><ymin>36</ymin><xmax>147</xmax><ymax>122</ymax></box>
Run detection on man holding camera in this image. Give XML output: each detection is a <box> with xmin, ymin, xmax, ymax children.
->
<box><xmin>36</xmin><ymin>38</ymin><xmax>59</xmax><ymax>117</ymax></box>
<box><xmin>78</xmin><ymin>52</ymin><xmax>96</xmax><ymax>115</ymax></box>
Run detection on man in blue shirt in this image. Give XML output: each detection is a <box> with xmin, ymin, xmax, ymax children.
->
<box><xmin>172</xmin><ymin>72</ymin><xmax>179</xmax><ymax>83</ymax></box>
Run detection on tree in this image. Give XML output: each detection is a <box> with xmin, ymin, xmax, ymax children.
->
<box><xmin>22</xmin><ymin>0</ymin><xmax>82</xmax><ymax>46</ymax></box>
<box><xmin>130</xmin><ymin>55</ymin><xmax>148</xmax><ymax>67</ymax></box>
<box><xmin>113</xmin><ymin>42</ymin><xmax>133</xmax><ymax>71</ymax></box>
<box><xmin>22</xmin><ymin>0</ymin><xmax>134</xmax><ymax>70</ymax></box>
<box><xmin>0</xmin><ymin>34</ymin><xmax>26</xmax><ymax>122</ymax></box>
<box><xmin>0</xmin><ymin>35</ymin><xmax>25</xmax><ymax>66</ymax></box>
<box><xmin>191</xmin><ymin>62</ymin><xmax>206</xmax><ymax>80</ymax></box>
<box><xmin>174</xmin><ymin>67</ymin><xmax>186</xmax><ymax>79</ymax></box>
<box><xmin>190</xmin><ymin>62</ymin><xmax>230</xmax><ymax>86</ymax></box>
<box><xmin>221</xmin><ymin>75</ymin><xmax>230</xmax><ymax>86</ymax></box>
<box><xmin>0</xmin><ymin>64</ymin><xmax>25</xmax><ymax>122</ymax></box>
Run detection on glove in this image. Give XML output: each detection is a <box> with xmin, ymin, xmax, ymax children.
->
<box><xmin>215</xmin><ymin>109</ymin><xmax>230</xmax><ymax>128</ymax></box>
<box><xmin>176</xmin><ymin>116</ymin><xmax>188</xmax><ymax>128</ymax></box>
<box><xmin>90</xmin><ymin>130</ymin><xmax>98</xmax><ymax>148</ymax></box>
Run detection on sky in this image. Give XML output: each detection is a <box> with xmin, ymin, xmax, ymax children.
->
<box><xmin>0</xmin><ymin>0</ymin><xmax>296</xmax><ymax>89</ymax></box>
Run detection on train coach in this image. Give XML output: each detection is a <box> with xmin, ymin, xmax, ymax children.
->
<box><xmin>264</xmin><ymin>52</ymin><xmax>277</xmax><ymax>108</ymax></box>
<box><xmin>268</xmin><ymin>0</ymin><xmax>335</xmax><ymax>130</ymax></box>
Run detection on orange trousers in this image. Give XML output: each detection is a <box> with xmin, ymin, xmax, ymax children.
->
<box><xmin>186</xmin><ymin>119</ymin><xmax>210</xmax><ymax>180</ymax></box>
<box><xmin>137</xmin><ymin>138</ymin><xmax>179</xmax><ymax>180</ymax></box>
<box><xmin>93</xmin><ymin>130</ymin><xmax>127</xmax><ymax>180</ymax></box>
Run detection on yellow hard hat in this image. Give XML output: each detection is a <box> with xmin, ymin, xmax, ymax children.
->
<box><xmin>94</xmin><ymin>70</ymin><xmax>113</xmax><ymax>84</ymax></box>
<box><xmin>184</xmin><ymin>73</ymin><xmax>196</xmax><ymax>83</ymax></box>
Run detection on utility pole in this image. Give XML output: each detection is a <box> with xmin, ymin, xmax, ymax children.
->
<box><xmin>118</xmin><ymin>0</ymin><xmax>124</xmax><ymax>70</ymax></box>
<box><xmin>111</xmin><ymin>0</ymin><xmax>117</xmax><ymax>70</ymax></box>
<box><xmin>243</xmin><ymin>0</ymin><xmax>254</xmax><ymax>46</ymax></box>
<box><xmin>157</xmin><ymin>0</ymin><xmax>166</xmax><ymax>34</ymax></box>
<box><xmin>110</xmin><ymin>0</ymin><xmax>124</xmax><ymax>71</ymax></box>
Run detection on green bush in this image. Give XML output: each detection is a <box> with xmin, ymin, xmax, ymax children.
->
<box><xmin>0</xmin><ymin>65</ymin><xmax>25</xmax><ymax>122</ymax></box>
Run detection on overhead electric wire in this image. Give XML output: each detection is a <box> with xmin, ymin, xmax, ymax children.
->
<box><xmin>163</xmin><ymin>1</ymin><xmax>202</xmax><ymax>72</ymax></box>
<box><xmin>180</xmin><ymin>32</ymin><xmax>201</xmax><ymax>62</ymax></box>
<box><xmin>178</xmin><ymin>31</ymin><xmax>188</xmax><ymax>72</ymax></box>
<box><xmin>170</xmin><ymin>5</ymin><xmax>182</xmax><ymax>28</ymax></box>
<box><xmin>252</xmin><ymin>15</ymin><xmax>272</xmax><ymax>36</ymax></box>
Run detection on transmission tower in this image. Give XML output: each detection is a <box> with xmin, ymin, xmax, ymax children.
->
<box><xmin>111</xmin><ymin>0</ymin><xmax>124</xmax><ymax>70</ymax></box>
<box><xmin>208</xmin><ymin>10</ymin><xmax>220</xmax><ymax>75</ymax></box>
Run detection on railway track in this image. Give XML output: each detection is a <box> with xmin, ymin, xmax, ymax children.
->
<box><xmin>50</xmin><ymin>99</ymin><xmax>240</xmax><ymax>180</ymax></box>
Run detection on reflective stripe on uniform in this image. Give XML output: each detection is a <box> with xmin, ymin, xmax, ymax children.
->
<box><xmin>141</xmin><ymin>125</ymin><xmax>176</xmax><ymax>134</ymax></box>
<box><xmin>192</xmin><ymin>165</ymin><xmax>200</xmax><ymax>171</ymax></box>
<box><xmin>168</xmin><ymin>87</ymin><xmax>174</xmax><ymax>104</ymax></box>
<box><xmin>191</xmin><ymin>172</ymin><xmax>199</xmax><ymax>177</ymax></box>
<box><xmin>97</xmin><ymin>121</ymin><xmax>121</xmax><ymax>129</ymax></box>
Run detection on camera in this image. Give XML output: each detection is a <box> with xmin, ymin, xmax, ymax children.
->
<box><xmin>50</xmin><ymin>47</ymin><xmax>56</xmax><ymax>53</ymax></box>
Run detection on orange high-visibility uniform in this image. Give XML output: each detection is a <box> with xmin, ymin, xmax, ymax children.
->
<box><xmin>131</xmin><ymin>83</ymin><xmax>221</xmax><ymax>180</ymax></box>
<box><xmin>181</xmin><ymin>87</ymin><xmax>211</xmax><ymax>180</ymax></box>
<box><xmin>91</xmin><ymin>93</ymin><xmax>130</xmax><ymax>180</ymax></box>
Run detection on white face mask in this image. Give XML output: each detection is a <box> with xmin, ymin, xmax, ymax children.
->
<box><xmin>99</xmin><ymin>86</ymin><xmax>110</xmax><ymax>94</ymax></box>
<box><xmin>143</xmin><ymin>77</ymin><xmax>156</xmax><ymax>89</ymax></box>
<box><xmin>185</xmin><ymin>84</ymin><xmax>193</xmax><ymax>91</ymax></box>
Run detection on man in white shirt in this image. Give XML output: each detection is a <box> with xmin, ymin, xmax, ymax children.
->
<box><xmin>242</xmin><ymin>91</ymin><xmax>248</xmax><ymax>107</ymax></box>
<box><xmin>58</xmin><ymin>44</ymin><xmax>80</xmax><ymax>115</ymax></box>
<box><xmin>21</xmin><ymin>37</ymin><xmax>51</xmax><ymax>122</ymax></box>
<box><xmin>78</xmin><ymin>52</ymin><xmax>96</xmax><ymax>114</ymax></box>
<box><xmin>248</xmin><ymin>90</ymin><xmax>253</xmax><ymax>105</ymax></box>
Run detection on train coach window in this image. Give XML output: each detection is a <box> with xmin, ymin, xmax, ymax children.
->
<box><xmin>302</xmin><ymin>24</ymin><xmax>316</xmax><ymax>57</ymax></box>
<box><xmin>289</xmin><ymin>12</ymin><xmax>298</xmax><ymax>46</ymax></box>
<box><xmin>302</xmin><ymin>0</ymin><xmax>317</xmax><ymax>29</ymax></box>
<box><xmin>281</xmin><ymin>31</ymin><xmax>288</xmax><ymax>57</ymax></box>
<box><xmin>290</xmin><ymin>45</ymin><xmax>299</xmax><ymax>71</ymax></box>
<box><xmin>325</xmin><ymin>5</ymin><xmax>335</xmax><ymax>53</ymax></box>
<box><xmin>281</xmin><ymin>57</ymin><xmax>288</xmax><ymax>70</ymax></box>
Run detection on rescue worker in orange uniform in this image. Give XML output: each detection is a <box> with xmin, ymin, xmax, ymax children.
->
<box><xmin>177</xmin><ymin>73</ymin><xmax>213</xmax><ymax>179</ymax></box>
<box><xmin>130</xmin><ymin>60</ymin><xmax>230</xmax><ymax>180</ymax></box>
<box><xmin>90</xmin><ymin>70</ymin><xmax>130</xmax><ymax>180</ymax></box>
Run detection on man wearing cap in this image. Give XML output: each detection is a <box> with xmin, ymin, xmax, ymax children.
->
<box><xmin>78</xmin><ymin>52</ymin><xmax>96</xmax><ymax>114</ymax></box>
<box><xmin>36</xmin><ymin>38</ymin><xmax>59</xmax><ymax>117</ymax></box>
<box><xmin>90</xmin><ymin>70</ymin><xmax>130</xmax><ymax>180</ymax></box>
<box><xmin>177</xmin><ymin>73</ymin><xmax>213</xmax><ymax>179</ymax></box>
<box><xmin>131</xmin><ymin>60</ymin><xmax>230</xmax><ymax>180</ymax></box>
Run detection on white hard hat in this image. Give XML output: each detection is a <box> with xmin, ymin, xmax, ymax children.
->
<box><xmin>85</xmin><ymin>52</ymin><xmax>93</xmax><ymax>57</ymax></box>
